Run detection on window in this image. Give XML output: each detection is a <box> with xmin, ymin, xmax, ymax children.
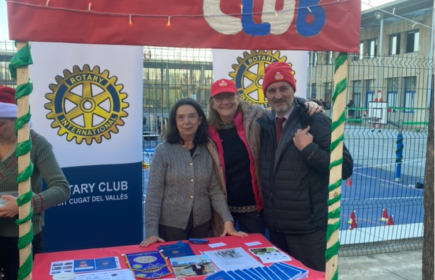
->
<box><xmin>324</xmin><ymin>82</ymin><xmax>332</xmax><ymax>109</ymax></box>
<box><xmin>359</xmin><ymin>41</ymin><xmax>364</xmax><ymax>60</ymax></box>
<box><xmin>389</xmin><ymin>34</ymin><xmax>400</xmax><ymax>55</ymax></box>
<box><xmin>387</xmin><ymin>78</ymin><xmax>399</xmax><ymax>110</ymax></box>
<box><xmin>309</xmin><ymin>83</ymin><xmax>317</xmax><ymax>98</ymax></box>
<box><xmin>325</xmin><ymin>51</ymin><xmax>334</xmax><ymax>65</ymax></box>
<box><xmin>404</xmin><ymin>76</ymin><xmax>416</xmax><ymax>112</ymax></box>
<box><xmin>367</xmin><ymin>39</ymin><xmax>377</xmax><ymax>58</ymax></box>
<box><xmin>353</xmin><ymin>80</ymin><xmax>362</xmax><ymax>117</ymax></box>
<box><xmin>310</xmin><ymin>52</ymin><xmax>318</xmax><ymax>67</ymax></box>
<box><xmin>365</xmin><ymin>79</ymin><xmax>375</xmax><ymax>108</ymax></box>
<box><xmin>406</xmin><ymin>30</ymin><xmax>419</xmax><ymax>53</ymax></box>
<box><xmin>431</xmin><ymin>75</ymin><xmax>434</xmax><ymax>110</ymax></box>
<box><xmin>353</xmin><ymin>81</ymin><xmax>362</xmax><ymax>95</ymax></box>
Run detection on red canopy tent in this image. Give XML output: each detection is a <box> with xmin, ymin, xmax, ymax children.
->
<box><xmin>6</xmin><ymin>1</ymin><xmax>361</xmax><ymax>279</ymax></box>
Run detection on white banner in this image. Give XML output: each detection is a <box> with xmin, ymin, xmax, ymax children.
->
<box><xmin>28</xmin><ymin>43</ymin><xmax>144</xmax><ymax>251</ymax></box>
<box><xmin>29</xmin><ymin>43</ymin><xmax>143</xmax><ymax>168</ymax></box>
<box><xmin>212</xmin><ymin>50</ymin><xmax>308</xmax><ymax>106</ymax></box>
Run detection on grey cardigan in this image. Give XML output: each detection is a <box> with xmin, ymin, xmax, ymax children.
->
<box><xmin>145</xmin><ymin>142</ymin><xmax>233</xmax><ymax>238</ymax></box>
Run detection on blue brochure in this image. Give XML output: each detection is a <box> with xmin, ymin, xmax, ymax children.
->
<box><xmin>247</xmin><ymin>267</ymin><xmax>267</xmax><ymax>280</ymax></box>
<box><xmin>95</xmin><ymin>257</ymin><xmax>120</xmax><ymax>271</ymax></box>
<box><xmin>205</xmin><ymin>271</ymin><xmax>234</xmax><ymax>280</ymax></box>
<box><xmin>157</xmin><ymin>241</ymin><xmax>194</xmax><ymax>259</ymax></box>
<box><xmin>124</xmin><ymin>251</ymin><xmax>168</xmax><ymax>271</ymax></box>
<box><xmin>70</xmin><ymin>257</ymin><xmax>120</xmax><ymax>274</ymax></box>
<box><xmin>275</xmin><ymin>263</ymin><xmax>306</xmax><ymax>279</ymax></box>
<box><xmin>227</xmin><ymin>270</ymin><xmax>244</xmax><ymax>280</ymax></box>
<box><xmin>73</xmin><ymin>259</ymin><xmax>95</xmax><ymax>273</ymax></box>
<box><xmin>132</xmin><ymin>265</ymin><xmax>172</xmax><ymax>279</ymax></box>
<box><xmin>234</xmin><ymin>269</ymin><xmax>258</xmax><ymax>280</ymax></box>
<box><xmin>242</xmin><ymin>268</ymin><xmax>265</xmax><ymax>280</ymax></box>
<box><xmin>252</xmin><ymin>267</ymin><xmax>273</xmax><ymax>280</ymax></box>
<box><xmin>267</xmin><ymin>265</ymin><xmax>290</xmax><ymax>280</ymax></box>
<box><xmin>261</xmin><ymin>267</ymin><xmax>280</xmax><ymax>280</ymax></box>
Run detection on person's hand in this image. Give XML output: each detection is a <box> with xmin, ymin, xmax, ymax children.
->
<box><xmin>293</xmin><ymin>126</ymin><xmax>313</xmax><ymax>151</ymax></box>
<box><xmin>220</xmin><ymin>221</ymin><xmax>248</xmax><ymax>237</ymax></box>
<box><xmin>139</xmin><ymin>236</ymin><xmax>165</xmax><ymax>247</ymax></box>
<box><xmin>305</xmin><ymin>101</ymin><xmax>325</xmax><ymax>116</ymax></box>
<box><xmin>0</xmin><ymin>195</ymin><xmax>19</xmax><ymax>218</ymax></box>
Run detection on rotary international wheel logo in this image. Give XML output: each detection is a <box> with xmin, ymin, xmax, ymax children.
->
<box><xmin>229</xmin><ymin>50</ymin><xmax>295</xmax><ymax>108</ymax></box>
<box><xmin>45</xmin><ymin>65</ymin><xmax>129</xmax><ymax>145</ymax></box>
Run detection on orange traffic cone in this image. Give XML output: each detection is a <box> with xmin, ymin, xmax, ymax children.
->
<box><xmin>348</xmin><ymin>210</ymin><xmax>356</xmax><ymax>224</ymax></box>
<box><xmin>387</xmin><ymin>215</ymin><xmax>394</xmax><ymax>226</ymax></box>
<box><xmin>380</xmin><ymin>208</ymin><xmax>389</xmax><ymax>222</ymax></box>
<box><xmin>348</xmin><ymin>217</ymin><xmax>357</xmax><ymax>230</ymax></box>
<box><xmin>346</xmin><ymin>178</ymin><xmax>352</xmax><ymax>187</ymax></box>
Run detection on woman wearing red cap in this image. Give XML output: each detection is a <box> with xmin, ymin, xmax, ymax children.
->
<box><xmin>206</xmin><ymin>79</ymin><xmax>322</xmax><ymax>236</ymax></box>
<box><xmin>0</xmin><ymin>85</ymin><xmax>70</xmax><ymax>280</ymax></box>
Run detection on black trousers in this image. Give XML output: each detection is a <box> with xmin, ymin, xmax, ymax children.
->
<box><xmin>231</xmin><ymin>211</ymin><xmax>265</xmax><ymax>235</ymax></box>
<box><xmin>158</xmin><ymin>212</ymin><xmax>210</xmax><ymax>242</ymax></box>
<box><xmin>269</xmin><ymin>229</ymin><xmax>326</xmax><ymax>272</ymax></box>
<box><xmin>0</xmin><ymin>232</ymin><xmax>44</xmax><ymax>280</ymax></box>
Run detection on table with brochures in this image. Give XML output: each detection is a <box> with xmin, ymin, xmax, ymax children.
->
<box><xmin>34</xmin><ymin>233</ymin><xmax>325</xmax><ymax>279</ymax></box>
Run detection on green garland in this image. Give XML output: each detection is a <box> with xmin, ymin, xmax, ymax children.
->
<box><xmin>326</xmin><ymin>52</ymin><xmax>348</xmax><ymax>280</ymax></box>
<box><xmin>9</xmin><ymin>43</ymin><xmax>34</xmax><ymax>280</ymax></box>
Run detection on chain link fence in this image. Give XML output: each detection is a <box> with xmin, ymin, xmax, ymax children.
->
<box><xmin>1</xmin><ymin>41</ymin><xmax>431</xmax><ymax>256</ymax></box>
<box><xmin>312</xmin><ymin>52</ymin><xmax>431</xmax><ymax>255</ymax></box>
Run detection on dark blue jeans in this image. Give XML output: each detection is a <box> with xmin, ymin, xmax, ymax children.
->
<box><xmin>231</xmin><ymin>211</ymin><xmax>265</xmax><ymax>235</ymax></box>
<box><xmin>0</xmin><ymin>232</ymin><xmax>43</xmax><ymax>280</ymax></box>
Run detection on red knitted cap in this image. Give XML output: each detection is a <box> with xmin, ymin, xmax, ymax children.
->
<box><xmin>262</xmin><ymin>62</ymin><xmax>296</xmax><ymax>93</ymax></box>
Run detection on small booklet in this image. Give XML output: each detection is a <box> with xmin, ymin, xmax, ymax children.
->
<box><xmin>170</xmin><ymin>254</ymin><xmax>217</xmax><ymax>278</ymax></box>
<box><xmin>157</xmin><ymin>241</ymin><xmax>194</xmax><ymax>259</ymax></box>
<box><xmin>248</xmin><ymin>247</ymin><xmax>292</xmax><ymax>263</ymax></box>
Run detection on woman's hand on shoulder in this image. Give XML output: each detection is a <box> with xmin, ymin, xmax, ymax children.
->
<box><xmin>139</xmin><ymin>236</ymin><xmax>165</xmax><ymax>247</ymax></box>
<box><xmin>220</xmin><ymin>221</ymin><xmax>248</xmax><ymax>238</ymax></box>
<box><xmin>305</xmin><ymin>101</ymin><xmax>325</xmax><ymax>116</ymax></box>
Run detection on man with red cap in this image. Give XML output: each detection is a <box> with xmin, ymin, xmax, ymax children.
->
<box><xmin>0</xmin><ymin>85</ymin><xmax>70</xmax><ymax>280</ymax></box>
<box><xmin>257</xmin><ymin>62</ymin><xmax>353</xmax><ymax>271</ymax></box>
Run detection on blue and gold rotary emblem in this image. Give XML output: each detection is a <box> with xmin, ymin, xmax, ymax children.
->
<box><xmin>229</xmin><ymin>50</ymin><xmax>295</xmax><ymax>108</ymax></box>
<box><xmin>45</xmin><ymin>65</ymin><xmax>129</xmax><ymax>145</ymax></box>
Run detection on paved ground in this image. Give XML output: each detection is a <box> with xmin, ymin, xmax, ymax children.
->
<box><xmin>339</xmin><ymin>249</ymin><xmax>422</xmax><ymax>280</ymax></box>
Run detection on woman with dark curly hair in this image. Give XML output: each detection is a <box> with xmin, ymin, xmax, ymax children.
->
<box><xmin>140</xmin><ymin>98</ymin><xmax>247</xmax><ymax>247</ymax></box>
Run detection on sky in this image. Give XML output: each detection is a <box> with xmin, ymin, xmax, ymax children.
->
<box><xmin>0</xmin><ymin>0</ymin><xmax>399</xmax><ymax>42</ymax></box>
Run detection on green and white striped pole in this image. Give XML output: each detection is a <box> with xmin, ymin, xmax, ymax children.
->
<box><xmin>9</xmin><ymin>42</ymin><xmax>34</xmax><ymax>280</ymax></box>
<box><xmin>325</xmin><ymin>52</ymin><xmax>348</xmax><ymax>280</ymax></box>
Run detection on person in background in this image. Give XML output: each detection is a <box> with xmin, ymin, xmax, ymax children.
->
<box><xmin>156</xmin><ymin>116</ymin><xmax>162</xmax><ymax>135</ymax></box>
<box><xmin>140</xmin><ymin>98</ymin><xmax>247</xmax><ymax>247</ymax></box>
<box><xmin>161</xmin><ymin>117</ymin><xmax>169</xmax><ymax>134</ymax></box>
<box><xmin>0</xmin><ymin>85</ymin><xmax>70</xmax><ymax>280</ymax></box>
<box><xmin>319</xmin><ymin>99</ymin><xmax>326</xmax><ymax>108</ymax></box>
<box><xmin>257</xmin><ymin>62</ymin><xmax>353</xmax><ymax>271</ymax></box>
<box><xmin>307</xmin><ymin>98</ymin><xmax>323</xmax><ymax>107</ymax></box>
<box><xmin>206</xmin><ymin>79</ymin><xmax>323</xmax><ymax>236</ymax></box>
<box><xmin>347</xmin><ymin>99</ymin><xmax>355</xmax><ymax>119</ymax></box>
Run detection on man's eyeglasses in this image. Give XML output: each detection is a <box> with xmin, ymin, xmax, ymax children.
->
<box><xmin>212</xmin><ymin>94</ymin><xmax>236</xmax><ymax>103</ymax></box>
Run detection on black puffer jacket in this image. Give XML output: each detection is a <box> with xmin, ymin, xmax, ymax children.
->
<box><xmin>257</xmin><ymin>99</ymin><xmax>353</xmax><ymax>234</ymax></box>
